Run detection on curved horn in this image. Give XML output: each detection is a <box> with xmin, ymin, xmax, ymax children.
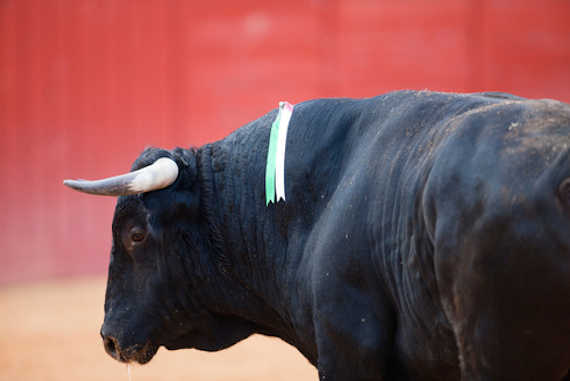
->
<box><xmin>63</xmin><ymin>157</ymin><xmax>179</xmax><ymax>196</ymax></box>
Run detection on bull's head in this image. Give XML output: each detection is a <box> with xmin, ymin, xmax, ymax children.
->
<box><xmin>64</xmin><ymin>148</ymin><xmax>256</xmax><ymax>364</ymax></box>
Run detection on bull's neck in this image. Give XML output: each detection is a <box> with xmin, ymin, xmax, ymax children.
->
<box><xmin>196</xmin><ymin>141</ymin><xmax>295</xmax><ymax>338</ymax></box>
<box><xmin>196</xmin><ymin>144</ymin><xmax>235</xmax><ymax>277</ymax></box>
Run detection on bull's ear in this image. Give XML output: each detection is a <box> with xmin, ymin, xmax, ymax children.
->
<box><xmin>559</xmin><ymin>178</ymin><xmax>570</xmax><ymax>206</ymax></box>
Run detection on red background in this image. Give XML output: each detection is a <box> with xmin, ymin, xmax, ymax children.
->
<box><xmin>1</xmin><ymin>0</ymin><xmax>570</xmax><ymax>283</ymax></box>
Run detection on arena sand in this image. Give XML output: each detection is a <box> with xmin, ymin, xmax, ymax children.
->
<box><xmin>0</xmin><ymin>276</ymin><xmax>317</xmax><ymax>381</ymax></box>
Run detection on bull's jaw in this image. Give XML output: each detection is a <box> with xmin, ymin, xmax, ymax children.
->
<box><xmin>161</xmin><ymin>316</ymin><xmax>260</xmax><ymax>352</ymax></box>
<box><xmin>101</xmin><ymin>330</ymin><xmax>159</xmax><ymax>364</ymax></box>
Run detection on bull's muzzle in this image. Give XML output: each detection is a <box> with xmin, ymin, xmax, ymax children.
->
<box><xmin>100</xmin><ymin>329</ymin><xmax>159</xmax><ymax>364</ymax></box>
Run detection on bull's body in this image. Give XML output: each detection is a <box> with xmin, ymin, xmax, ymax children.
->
<box><xmin>69</xmin><ymin>91</ymin><xmax>570</xmax><ymax>380</ymax></box>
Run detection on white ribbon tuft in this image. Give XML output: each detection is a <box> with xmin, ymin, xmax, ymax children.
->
<box><xmin>275</xmin><ymin>101</ymin><xmax>293</xmax><ymax>201</ymax></box>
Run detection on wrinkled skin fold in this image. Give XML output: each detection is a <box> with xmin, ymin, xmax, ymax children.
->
<box><xmin>67</xmin><ymin>91</ymin><xmax>570</xmax><ymax>380</ymax></box>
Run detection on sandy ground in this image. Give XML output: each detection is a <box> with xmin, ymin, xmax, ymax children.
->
<box><xmin>0</xmin><ymin>276</ymin><xmax>317</xmax><ymax>381</ymax></box>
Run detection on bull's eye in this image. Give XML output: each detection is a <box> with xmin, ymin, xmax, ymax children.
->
<box><xmin>122</xmin><ymin>225</ymin><xmax>148</xmax><ymax>254</ymax></box>
<box><xmin>122</xmin><ymin>225</ymin><xmax>147</xmax><ymax>252</ymax></box>
<box><xmin>131</xmin><ymin>230</ymin><xmax>145</xmax><ymax>243</ymax></box>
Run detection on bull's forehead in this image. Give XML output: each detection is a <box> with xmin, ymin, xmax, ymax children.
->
<box><xmin>112</xmin><ymin>195</ymin><xmax>149</xmax><ymax>232</ymax></box>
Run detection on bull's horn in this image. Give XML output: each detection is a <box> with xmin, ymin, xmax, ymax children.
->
<box><xmin>63</xmin><ymin>157</ymin><xmax>179</xmax><ymax>196</ymax></box>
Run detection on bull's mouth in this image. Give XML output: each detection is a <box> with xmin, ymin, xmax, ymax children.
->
<box><xmin>103</xmin><ymin>335</ymin><xmax>159</xmax><ymax>364</ymax></box>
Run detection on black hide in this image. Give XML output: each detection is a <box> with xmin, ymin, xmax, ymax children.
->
<box><xmin>99</xmin><ymin>91</ymin><xmax>570</xmax><ymax>381</ymax></box>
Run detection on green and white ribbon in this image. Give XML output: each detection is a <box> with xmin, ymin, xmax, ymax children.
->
<box><xmin>266</xmin><ymin>101</ymin><xmax>294</xmax><ymax>205</ymax></box>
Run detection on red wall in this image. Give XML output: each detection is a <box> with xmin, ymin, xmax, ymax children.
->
<box><xmin>1</xmin><ymin>0</ymin><xmax>570</xmax><ymax>283</ymax></box>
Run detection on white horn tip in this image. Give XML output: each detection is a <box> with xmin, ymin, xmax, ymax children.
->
<box><xmin>128</xmin><ymin>157</ymin><xmax>179</xmax><ymax>193</ymax></box>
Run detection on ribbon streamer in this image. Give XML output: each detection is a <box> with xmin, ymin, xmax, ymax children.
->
<box><xmin>265</xmin><ymin>101</ymin><xmax>294</xmax><ymax>205</ymax></box>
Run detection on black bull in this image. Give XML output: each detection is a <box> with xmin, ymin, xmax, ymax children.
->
<box><xmin>64</xmin><ymin>91</ymin><xmax>570</xmax><ymax>380</ymax></box>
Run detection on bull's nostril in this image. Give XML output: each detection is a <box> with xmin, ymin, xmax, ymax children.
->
<box><xmin>103</xmin><ymin>335</ymin><xmax>118</xmax><ymax>359</ymax></box>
